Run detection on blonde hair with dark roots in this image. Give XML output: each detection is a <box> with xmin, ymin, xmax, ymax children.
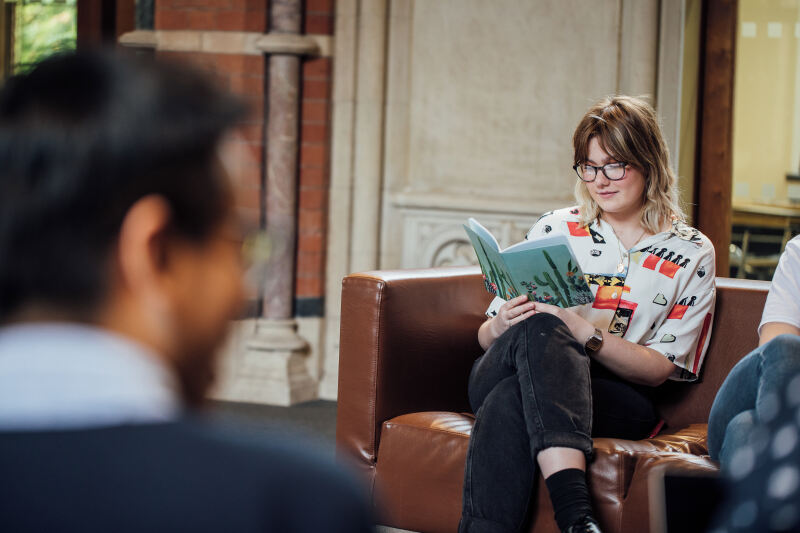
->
<box><xmin>572</xmin><ymin>95</ymin><xmax>684</xmax><ymax>234</ymax></box>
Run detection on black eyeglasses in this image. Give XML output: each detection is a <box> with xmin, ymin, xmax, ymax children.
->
<box><xmin>573</xmin><ymin>162</ymin><xmax>628</xmax><ymax>182</ymax></box>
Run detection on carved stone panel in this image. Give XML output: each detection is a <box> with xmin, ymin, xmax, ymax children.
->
<box><xmin>399</xmin><ymin>208</ymin><xmax>536</xmax><ymax>269</ymax></box>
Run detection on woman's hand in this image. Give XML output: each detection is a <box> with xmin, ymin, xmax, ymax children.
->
<box><xmin>492</xmin><ymin>295</ymin><xmax>537</xmax><ymax>337</ymax></box>
<box><xmin>531</xmin><ymin>302</ymin><xmax>595</xmax><ymax>345</ymax></box>
<box><xmin>534</xmin><ymin>302</ymin><xmax>674</xmax><ymax>385</ymax></box>
<box><xmin>479</xmin><ymin>298</ymin><xmax>674</xmax><ymax>385</ymax></box>
<box><xmin>478</xmin><ymin>295</ymin><xmax>535</xmax><ymax>350</ymax></box>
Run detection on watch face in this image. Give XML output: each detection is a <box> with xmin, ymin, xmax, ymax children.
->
<box><xmin>586</xmin><ymin>329</ymin><xmax>603</xmax><ymax>352</ymax></box>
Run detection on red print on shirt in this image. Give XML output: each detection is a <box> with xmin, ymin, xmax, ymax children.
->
<box><xmin>592</xmin><ymin>285</ymin><xmax>622</xmax><ymax>310</ymax></box>
<box><xmin>643</xmin><ymin>253</ymin><xmax>681</xmax><ymax>279</ymax></box>
<box><xmin>643</xmin><ymin>254</ymin><xmax>661</xmax><ymax>270</ymax></box>
<box><xmin>667</xmin><ymin>304</ymin><xmax>689</xmax><ymax>320</ymax></box>
<box><xmin>692</xmin><ymin>313</ymin><xmax>712</xmax><ymax>374</ymax></box>
<box><xmin>567</xmin><ymin>221</ymin><xmax>591</xmax><ymax>237</ymax></box>
<box><xmin>659</xmin><ymin>260</ymin><xmax>681</xmax><ymax>279</ymax></box>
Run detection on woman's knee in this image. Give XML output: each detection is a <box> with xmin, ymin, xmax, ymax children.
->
<box><xmin>526</xmin><ymin>312</ymin><xmax>569</xmax><ymax>335</ymax></box>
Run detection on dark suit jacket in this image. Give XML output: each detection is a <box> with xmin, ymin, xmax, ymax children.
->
<box><xmin>0</xmin><ymin>417</ymin><xmax>374</xmax><ymax>532</ymax></box>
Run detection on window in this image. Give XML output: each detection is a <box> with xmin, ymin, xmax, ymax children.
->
<box><xmin>1</xmin><ymin>0</ymin><xmax>76</xmax><ymax>78</ymax></box>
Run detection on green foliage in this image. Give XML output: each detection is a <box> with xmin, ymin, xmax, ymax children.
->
<box><xmin>14</xmin><ymin>0</ymin><xmax>77</xmax><ymax>74</ymax></box>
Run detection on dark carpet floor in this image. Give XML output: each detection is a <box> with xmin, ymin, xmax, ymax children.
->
<box><xmin>207</xmin><ymin>399</ymin><xmax>338</xmax><ymax>461</ymax></box>
<box><xmin>207</xmin><ymin>400</ymin><xmax>412</xmax><ymax>532</ymax></box>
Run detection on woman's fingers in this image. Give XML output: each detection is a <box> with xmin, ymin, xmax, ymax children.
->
<box><xmin>509</xmin><ymin>309</ymin><xmax>536</xmax><ymax>325</ymax></box>
<box><xmin>511</xmin><ymin>304</ymin><xmax>534</xmax><ymax>319</ymax></box>
<box><xmin>502</xmin><ymin>299</ymin><xmax>535</xmax><ymax>324</ymax></box>
<box><xmin>492</xmin><ymin>296</ymin><xmax>536</xmax><ymax>339</ymax></box>
<box><xmin>532</xmin><ymin>302</ymin><xmax>557</xmax><ymax>314</ymax></box>
<box><xmin>500</xmin><ymin>295</ymin><xmax>529</xmax><ymax>312</ymax></box>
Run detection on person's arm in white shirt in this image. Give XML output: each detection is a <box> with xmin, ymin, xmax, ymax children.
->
<box><xmin>759</xmin><ymin>323</ymin><xmax>800</xmax><ymax>346</ymax></box>
<box><xmin>759</xmin><ymin>236</ymin><xmax>800</xmax><ymax>346</ymax></box>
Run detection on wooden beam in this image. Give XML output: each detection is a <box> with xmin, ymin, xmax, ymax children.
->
<box><xmin>115</xmin><ymin>0</ymin><xmax>136</xmax><ymax>40</ymax></box>
<box><xmin>0</xmin><ymin>4</ymin><xmax>10</xmax><ymax>78</ymax></box>
<box><xmin>77</xmin><ymin>0</ymin><xmax>103</xmax><ymax>49</ymax></box>
<box><xmin>77</xmin><ymin>0</ymin><xmax>117</xmax><ymax>49</ymax></box>
<box><xmin>695</xmin><ymin>0</ymin><xmax>737</xmax><ymax>276</ymax></box>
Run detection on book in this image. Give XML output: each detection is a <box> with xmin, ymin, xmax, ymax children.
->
<box><xmin>463</xmin><ymin>218</ymin><xmax>594</xmax><ymax>308</ymax></box>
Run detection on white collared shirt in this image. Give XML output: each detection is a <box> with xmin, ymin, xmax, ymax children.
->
<box><xmin>0</xmin><ymin>323</ymin><xmax>181</xmax><ymax>430</ymax></box>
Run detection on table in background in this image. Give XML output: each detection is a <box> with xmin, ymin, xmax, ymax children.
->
<box><xmin>730</xmin><ymin>202</ymin><xmax>800</xmax><ymax>279</ymax></box>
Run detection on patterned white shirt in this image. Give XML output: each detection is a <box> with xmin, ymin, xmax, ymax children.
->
<box><xmin>487</xmin><ymin>206</ymin><xmax>717</xmax><ymax>381</ymax></box>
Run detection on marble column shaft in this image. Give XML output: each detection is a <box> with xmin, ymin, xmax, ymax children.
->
<box><xmin>262</xmin><ymin>0</ymin><xmax>302</xmax><ymax>319</ymax></box>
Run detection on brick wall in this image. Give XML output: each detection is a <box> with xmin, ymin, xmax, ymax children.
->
<box><xmin>155</xmin><ymin>0</ymin><xmax>267</xmax><ymax>33</ymax></box>
<box><xmin>152</xmin><ymin>0</ymin><xmax>334</xmax><ymax>319</ymax></box>
<box><xmin>304</xmin><ymin>0</ymin><xmax>333</xmax><ymax>34</ymax></box>
<box><xmin>295</xmin><ymin>0</ymin><xmax>333</xmax><ymax>317</ymax></box>
<box><xmin>296</xmin><ymin>53</ymin><xmax>331</xmax><ymax>316</ymax></box>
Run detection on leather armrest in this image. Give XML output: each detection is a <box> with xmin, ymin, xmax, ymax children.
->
<box><xmin>336</xmin><ymin>266</ymin><xmax>490</xmax><ymax>476</ymax></box>
<box><xmin>622</xmin><ymin>453</ymin><xmax>719</xmax><ymax>533</ymax></box>
<box><xmin>588</xmin><ymin>425</ymin><xmax>715</xmax><ymax>530</ymax></box>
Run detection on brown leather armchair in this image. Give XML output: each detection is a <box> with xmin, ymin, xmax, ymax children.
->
<box><xmin>336</xmin><ymin>266</ymin><xmax>769</xmax><ymax>533</ymax></box>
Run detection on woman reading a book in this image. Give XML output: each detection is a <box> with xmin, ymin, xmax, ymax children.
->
<box><xmin>459</xmin><ymin>96</ymin><xmax>716</xmax><ymax>533</ymax></box>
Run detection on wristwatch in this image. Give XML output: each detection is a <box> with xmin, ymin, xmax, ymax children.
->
<box><xmin>584</xmin><ymin>328</ymin><xmax>603</xmax><ymax>354</ymax></box>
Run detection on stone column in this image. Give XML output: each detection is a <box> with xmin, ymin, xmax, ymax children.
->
<box><xmin>238</xmin><ymin>0</ymin><xmax>316</xmax><ymax>406</ymax></box>
<box><xmin>263</xmin><ymin>0</ymin><xmax>301</xmax><ymax>319</ymax></box>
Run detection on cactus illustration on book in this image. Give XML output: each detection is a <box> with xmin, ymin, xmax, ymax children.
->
<box><xmin>528</xmin><ymin>251</ymin><xmax>572</xmax><ymax>307</ymax></box>
<box><xmin>532</xmin><ymin>271</ymin><xmax>568</xmax><ymax>307</ymax></box>
<box><xmin>463</xmin><ymin>218</ymin><xmax>593</xmax><ymax>308</ymax></box>
<box><xmin>475</xmin><ymin>236</ymin><xmax>519</xmax><ymax>299</ymax></box>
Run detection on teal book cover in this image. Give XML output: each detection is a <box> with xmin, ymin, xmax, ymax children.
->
<box><xmin>463</xmin><ymin>218</ymin><xmax>594</xmax><ymax>308</ymax></box>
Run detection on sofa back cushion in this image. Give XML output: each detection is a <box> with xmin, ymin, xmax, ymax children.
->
<box><xmin>652</xmin><ymin>277</ymin><xmax>769</xmax><ymax>430</ymax></box>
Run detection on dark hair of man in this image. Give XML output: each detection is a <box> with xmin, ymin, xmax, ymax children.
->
<box><xmin>0</xmin><ymin>49</ymin><xmax>246</xmax><ymax>321</ymax></box>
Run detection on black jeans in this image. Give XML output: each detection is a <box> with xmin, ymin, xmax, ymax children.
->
<box><xmin>459</xmin><ymin>313</ymin><xmax>658</xmax><ymax>533</ymax></box>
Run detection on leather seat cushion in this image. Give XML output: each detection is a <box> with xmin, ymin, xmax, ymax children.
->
<box><xmin>373</xmin><ymin>412</ymin><xmax>716</xmax><ymax>533</ymax></box>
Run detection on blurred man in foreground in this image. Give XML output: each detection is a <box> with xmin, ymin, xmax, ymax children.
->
<box><xmin>0</xmin><ymin>50</ymin><xmax>372</xmax><ymax>533</ymax></box>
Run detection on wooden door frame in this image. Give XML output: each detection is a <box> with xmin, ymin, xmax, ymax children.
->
<box><xmin>77</xmin><ymin>0</ymin><xmax>134</xmax><ymax>49</ymax></box>
<box><xmin>694</xmin><ymin>0</ymin><xmax>737</xmax><ymax>276</ymax></box>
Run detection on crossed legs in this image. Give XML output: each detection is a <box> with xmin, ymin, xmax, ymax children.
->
<box><xmin>460</xmin><ymin>313</ymin><xmax>658</xmax><ymax>533</ymax></box>
<box><xmin>459</xmin><ymin>313</ymin><xmax>593</xmax><ymax>533</ymax></box>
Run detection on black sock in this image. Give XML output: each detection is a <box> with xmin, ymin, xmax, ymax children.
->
<box><xmin>545</xmin><ymin>468</ymin><xmax>593</xmax><ymax>531</ymax></box>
